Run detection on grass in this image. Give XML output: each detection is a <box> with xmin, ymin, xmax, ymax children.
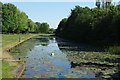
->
<box><xmin>2</xmin><ymin>60</ymin><xmax>18</xmax><ymax>78</ymax></box>
<box><xmin>0</xmin><ymin>60</ymin><xmax>2</xmax><ymax>79</ymax></box>
<box><xmin>1</xmin><ymin>33</ymin><xmax>40</xmax><ymax>59</ymax></box>
<box><xmin>1</xmin><ymin>33</ymin><xmax>41</xmax><ymax>78</ymax></box>
<box><xmin>2</xmin><ymin>34</ymin><xmax>39</xmax><ymax>50</ymax></box>
<box><xmin>2</xmin><ymin>60</ymin><xmax>13</xmax><ymax>78</ymax></box>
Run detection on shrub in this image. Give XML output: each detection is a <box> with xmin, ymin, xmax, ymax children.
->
<box><xmin>106</xmin><ymin>46</ymin><xmax>120</xmax><ymax>55</ymax></box>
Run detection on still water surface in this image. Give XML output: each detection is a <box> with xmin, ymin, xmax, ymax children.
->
<box><xmin>11</xmin><ymin>35</ymin><xmax>95</xmax><ymax>78</ymax></box>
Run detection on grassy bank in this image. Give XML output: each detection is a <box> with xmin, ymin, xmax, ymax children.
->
<box><xmin>1</xmin><ymin>33</ymin><xmax>41</xmax><ymax>59</ymax></box>
<box><xmin>2</xmin><ymin>60</ymin><xmax>18</xmax><ymax>78</ymax></box>
<box><xmin>0</xmin><ymin>60</ymin><xmax>2</xmax><ymax>79</ymax></box>
<box><xmin>2</xmin><ymin>34</ymin><xmax>39</xmax><ymax>50</ymax></box>
<box><xmin>1</xmin><ymin>33</ymin><xmax>40</xmax><ymax>78</ymax></box>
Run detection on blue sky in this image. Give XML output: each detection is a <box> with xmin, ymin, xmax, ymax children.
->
<box><xmin>11</xmin><ymin>2</ymin><xmax>96</xmax><ymax>29</ymax></box>
<box><xmin>2</xmin><ymin>0</ymin><xmax>120</xmax><ymax>29</ymax></box>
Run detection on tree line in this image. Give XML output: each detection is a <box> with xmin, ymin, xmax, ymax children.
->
<box><xmin>56</xmin><ymin>2</ymin><xmax>120</xmax><ymax>45</ymax></box>
<box><xmin>0</xmin><ymin>2</ymin><xmax>54</xmax><ymax>34</ymax></box>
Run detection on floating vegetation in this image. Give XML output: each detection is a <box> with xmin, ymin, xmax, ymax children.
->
<box><xmin>11</xmin><ymin>36</ymin><xmax>120</xmax><ymax>79</ymax></box>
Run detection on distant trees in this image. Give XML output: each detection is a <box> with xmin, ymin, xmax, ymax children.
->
<box><xmin>2</xmin><ymin>3</ymin><xmax>52</xmax><ymax>34</ymax></box>
<box><xmin>35</xmin><ymin>22</ymin><xmax>41</xmax><ymax>33</ymax></box>
<box><xmin>101</xmin><ymin>0</ymin><xmax>112</xmax><ymax>8</ymax></box>
<box><xmin>40</xmin><ymin>23</ymin><xmax>50</xmax><ymax>33</ymax></box>
<box><xmin>35</xmin><ymin>22</ymin><xmax>53</xmax><ymax>33</ymax></box>
<box><xmin>56</xmin><ymin>4</ymin><xmax>120</xmax><ymax>45</ymax></box>
<box><xmin>28</xmin><ymin>19</ymin><xmax>37</xmax><ymax>33</ymax></box>
<box><xmin>96</xmin><ymin>0</ymin><xmax>112</xmax><ymax>8</ymax></box>
<box><xmin>0</xmin><ymin>2</ymin><xmax>2</xmax><ymax>33</ymax></box>
<box><xmin>96</xmin><ymin>0</ymin><xmax>101</xmax><ymax>8</ymax></box>
<box><xmin>48</xmin><ymin>28</ymin><xmax>55</xmax><ymax>34</ymax></box>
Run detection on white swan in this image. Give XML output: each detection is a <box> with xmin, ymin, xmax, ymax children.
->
<box><xmin>51</xmin><ymin>52</ymin><xmax>55</xmax><ymax>56</ymax></box>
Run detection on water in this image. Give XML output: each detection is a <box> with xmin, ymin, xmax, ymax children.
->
<box><xmin>11</xmin><ymin>35</ymin><xmax>96</xmax><ymax>78</ymax></box>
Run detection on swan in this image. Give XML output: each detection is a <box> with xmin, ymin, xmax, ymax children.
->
<box><xmin>51</xmin><ymin>52</ymin><xmax>55</xmax><ymax>56</ymax></box>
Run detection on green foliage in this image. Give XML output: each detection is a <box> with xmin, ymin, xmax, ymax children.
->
<box><xmin>35</xmin><ymin>22</ymin><xmax>50</xmax><ymax>33</ymax></box>
<box><xmin>39</xmin><ymin>23</ymin><xmax>50</xmax><ymax>33</ymax></box>
<box><xmin>48</xmin><ymin>28</ymin><xmax>55</xmax><ymax>34</ymax></box>
<box><xmin>0</xmin><ymin>2</ymin><xmax>2</xmax><ymax>33</ymax></box>
<box><xmin>17</xmin><ymin>12</ymin><xmax>28</xmax><ymax>33</ymax></box>
<box><xmin>35</xmin><ymin>22</ymin><xmax>41</xmax><ymax>33</ymax></box>
<box><xmin>106</xmin><ymin>46</ymin><xmax>120</xmax><ymax>55</ymax></box>
<box><xmin>99</xmin><ymin>0</ymin><xmax>112</xmax><ymax>8</ymax></box>
<box><xmin>2</xmin><ymin>3</ymin><xmax>18</xmax><ymax>33</ymax></box>
<box><xmin>2</xmin><ymin>3</ymin><xmax>29</xmax><ymax>33</ymax></box>
<box><xmin>28</xmin><ymin>19</ymin><xmax>37</xmax><ymax>33</ymax></box>
<box><xmin>96</xmin><ymin>0</ymin><xmax>100</xmax><ymax>8</ymax></box>
<box><xmin>2</xmin><ymin>3</ymin><xmax>50</xmax><ymax>34</ymax></box>
<box><xmin>56</xmin><ymin>18</ymin><xmax>67</xmax><ymax>37</ymax></box>
<box><xmin>56</xmin><ymin>5</ymin><xmax>120</xmax><ymax>44</ymax></box>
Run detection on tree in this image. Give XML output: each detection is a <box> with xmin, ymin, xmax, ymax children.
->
<box><xmin>56</xmin><ymin>4</ymin><xmax>120</xmax><ymax>44</ymax></box>
<box><xmin>101</xmin><ymin>0</ymin><xmax>112</xmax><ymax>8</ymax></box>
<box><xmin>35</xmin><ymin>22</ymin><xmax>41</xmax><ymax>33</ymax></box>
<box><xmin>28</xmin><ymin>19</ymin><xmax>37</xmax><ymax>33</ymax></box>
<box><xmin>56</xmin><ymin>18</ymin><xmax>67</xmax><ymax>36</ymax></box>
<box><xmin>96</xmin><ymin>0</ymin><xmax>101</xmax><ymax>8</ymax></box>
<box><xmin>2</xmin><ymin>3</ymin><xmax>50</xmax><ymax>34</ymax></box>
<box><xmin>2</xmin><ymin>3</ymin><xmax>18</xmax><ymax>33</ymax></box>
<box><xmin>0</xmin><ymin>2</ymin><xmax>2</xmax><ymax>33</ymax></box>
<box><xmin>40</xmin><ymin>23</ymin><xmax>50</xmax><ymax>33</ymax></box>
<box><xmin>48</xmin><ymin>28</ymin><xmax>55</xmax><ymax>34</ymax></box>
<box><xmin>35</xmin><ymin>22</ymin><xmax>50</xmax><ymax>33</ymax></box>
<box><xmin>2</xmin><ymin>3</ymin><xmax>29</xmax><ymax>33</ymax></box>
<box><xmin>17</xmin><ymin>12</ymin><xmax>28</xmax><ymax>33</ymax></box>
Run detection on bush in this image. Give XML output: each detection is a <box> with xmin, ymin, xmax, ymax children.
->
<box><xmin>106</xmin><ymin>46</ymin><xmax>120</xmax><ymax>55</ymax></box>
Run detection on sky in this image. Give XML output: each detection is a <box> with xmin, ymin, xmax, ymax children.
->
<box><xmin>2</xmin><ymin>0</ymin><xmax>120</xmax><ymax>29</ymax></box>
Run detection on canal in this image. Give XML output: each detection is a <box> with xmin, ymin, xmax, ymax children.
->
<box><xmin>11</xmin><ymin>35</ymin><xmax>97</xmax><ymax>78</ymax></box>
